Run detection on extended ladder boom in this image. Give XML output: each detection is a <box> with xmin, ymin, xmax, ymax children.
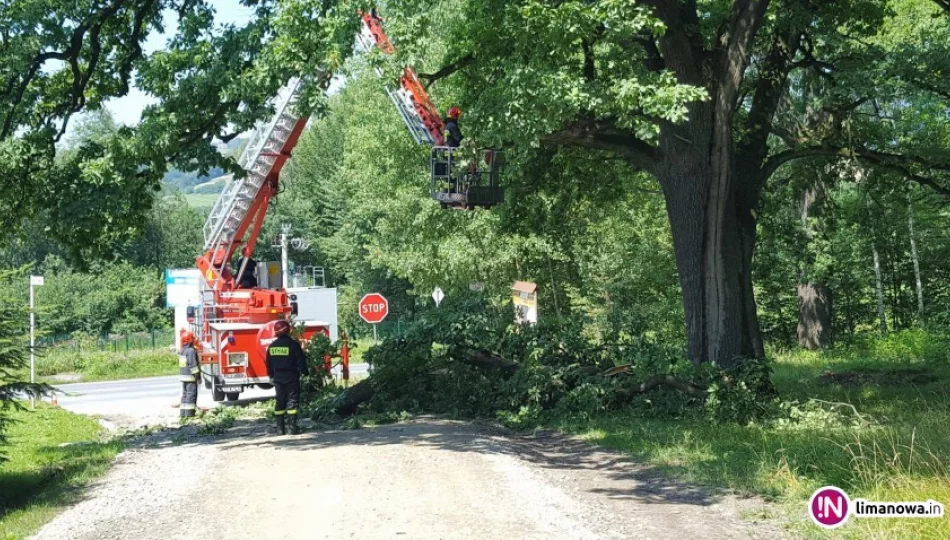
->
<box><xmin>358</xmin><ymin>12</ymin><xmax>446</xmax><ymax>147</ymax></box>
<box><xmin>203</xmin><ymin>78</ymin><xmax>307</xmax><ymax>258</ymax></box>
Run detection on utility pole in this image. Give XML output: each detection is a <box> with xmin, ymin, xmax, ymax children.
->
<box><xmin>29</xmin><ymin>275</ymin><xmax>44</xmax><ymax>409</ymax></box>
<box><xmin>281</xmin><ymin>224</ymin><xmax>291</xmax><ymax>289</ymax></box>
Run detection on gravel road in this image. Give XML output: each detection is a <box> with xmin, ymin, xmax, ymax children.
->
<box><xmin>31</xmin><ymin>418</ymin><xmax>783</xmax><ymax>540</ymax></box>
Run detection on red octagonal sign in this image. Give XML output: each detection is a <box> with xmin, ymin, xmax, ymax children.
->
<box><xmin>359</xmin><ymin>293</ymin><xmax>389</xmax><ymax>324</ymax></box>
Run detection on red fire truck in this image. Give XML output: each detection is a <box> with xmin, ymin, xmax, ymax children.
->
<box><xmin>188</xmin><ymin>76</ymin><xmax>337</xmax><ymax>402</ymax></box>
<box><xmin>187</xmin><ymin>10</ymin><xmax>503</xmax><ymax>401</ymax></box>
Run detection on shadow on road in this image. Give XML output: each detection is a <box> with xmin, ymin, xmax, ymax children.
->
<box><xmin>218</xmin><ymin>396</ymin><xmax>272</xmax><ymax>408</ymax></box>
<box><xmin>164</xmin><ymin>417</ymin><xmax>733</xmax><ymax>508</ymax></box>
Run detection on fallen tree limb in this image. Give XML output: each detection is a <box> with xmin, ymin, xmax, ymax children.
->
<box><xmin>621</xmin><ymin>375</ymin><xmax>707</xmax><ymax>397</ymax></box>
<box><xmin>456</xmin><ymin>349</ymin><xmax>519</xmax><ymax>375</ymax></box>
<box><xmin>809</xmin><ymin>398</ymin><xmax>869</xmax><ymax>424</ymax></box>
<box><xmin>331</xmin><ymin>348</ymin><xmax>519</xmax><ymax>417</ymax></box>
<box><xmin>334</xmin><ymin>378</ymin><xmax>375</xmax><ymax>417</ymax></box>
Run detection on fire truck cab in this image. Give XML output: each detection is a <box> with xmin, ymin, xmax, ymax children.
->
<box><xmin>190</xmin><ymin>269</ymin><xmax>337</xmax><ymax>402</ymax></box>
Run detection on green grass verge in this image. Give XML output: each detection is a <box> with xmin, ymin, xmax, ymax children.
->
<box><xmin>0</xmin><ymin>405</ymin><xmax>123</xmax><ymax>539</ymax></box>
<box><xmin>345</xmin><ymin>338</ymin><xmax>373</xmax><ymax>366</ymax></box>
<box><xmin>36</xmin><ymin>349</ymin><xmax>177</xmax><ymax>383</ymax></box>
<box><xmin>558</xmin><ymin>329</ymin><xmax>950</xmax><ymax>539</ymax></box>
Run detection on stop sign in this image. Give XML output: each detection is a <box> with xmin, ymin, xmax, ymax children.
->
<box><xmin>359</xmin><ymin>293</ymin><xmax>389</xmax><ymax>324</ymax></box>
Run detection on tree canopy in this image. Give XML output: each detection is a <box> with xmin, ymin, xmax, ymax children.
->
<box><xmin>1</xmin><ymin>0</ymin><xmax>949</xmax><ymax>363</ymax></box>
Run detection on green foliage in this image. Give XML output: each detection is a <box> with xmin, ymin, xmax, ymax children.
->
<box><xmin>844</xmin><ymin>328</ymin><xmax>950</xmax><ymax>364</ymax></box>
<box><xmin>566</xmin><ymin>331</ymin><xmax>950</xmax><ymax>538</ymax></box>
<box><xmin>769</xmin><ymin>399</ymin><xmax>871</xmax><ymax>431</ymax></box>
<box><xmin>35</xmin><ymin>349</ymin><xmax>177</xmax><ymax>382</ymax></box>
<box><xmin>0</xmin><ymin>405</ymin><xmax>122</xmax><ymax>538</ymax></box>
<box><xmin>0</xmin><ymin>259</ymin><xmax>169</xmax><ymax>338</ymax></box>
<box><xmin>0</xmin><ymin>0</ymin><xmax>349</xmax><ymax>265</ymax></box>
<box><xmin>756</xmin><ymin>158</ymin><xmax>950</xmax><ymax>343</ymax></box>
<box><xmin>194</xmin><ymin>406</ymin><xmax>238</xmax><ymax>435</ymax></box>
<box><xmin>0</xmin><ymin>272</ymin><xmax>49</xmax><ymax>462</ymax></box>
<box><xmin>333</xmin><ymin>300</ymin><xmax>781</xmax><ymax>427</ymax></box>
<box><xmin>703</xmin><ymin>359</ymin><xmax>776</xmax><ymax>425</ymax></box>
<box><xmin>300</xmin><ymin>331</ymin><xmax>337</xmax><ymax>395</ymax></box>
<box><xmin>268</xmin><ymin>65</ymin><xmax>684</xmax><ymax>342</ymax></box>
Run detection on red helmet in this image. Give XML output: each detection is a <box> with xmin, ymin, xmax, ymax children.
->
<box><xmin>447</xmin><ymin>106</ymin><xmax>462</xmax><ymax>119</ymax></box>
<box><xmin>180</xmin><ymin>330</ymin><xmax>196</xmax><ymax>345</ymax></box>
<box><xmin>274</xmin><ymin>320</ymin><xmax>291</xmax><ymax>336</ymax></box>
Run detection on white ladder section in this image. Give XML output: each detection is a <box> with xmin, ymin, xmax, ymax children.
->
<box><xmin>202</xmin><ymin>78</ymin><xmax>304</xmax><ymax>251</ymax></box>
<box><xmin>356</xmin><ymin>21</ymin><xmax>435</xmax><ymax>146</ymax></box>
<box><xmin>386</xmin><ymin>85</ymin><xmax>436</xmax><ymax>146</ymax></box>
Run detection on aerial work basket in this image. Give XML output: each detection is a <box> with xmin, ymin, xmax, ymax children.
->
<box><xmin>431</xmin><ymin>147</ymin><xmax>505</xmax><ymax>209</ymax></box>
<box><xmin>359</xmin><ymin>9</ymin><xmax>505</xmax><ymax>211</ymax></box>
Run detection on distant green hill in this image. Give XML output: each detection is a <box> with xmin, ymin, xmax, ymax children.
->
<box><xmin>193</xmin><ymin>174</ymin><xmax>232</xmax><ymax>194</ymax></box>
<box><xmin>162</xmin><ymin>137</ymin><xmax>246</xmax><ymax>193</ymax></box>
<box><xmin>162</xmin><ymin>167</ymin><xmax>225</xmax><ymax>193</ymax></box>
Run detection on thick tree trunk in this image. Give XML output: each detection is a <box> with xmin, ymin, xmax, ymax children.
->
<box><xmin>796</xmin><ymin>183</ymin><xmax>833</xmax><ymax>349</ymax></box>
<box><xmin>737</xmin><ymin>214</ymin><xmax>766</xmax><ymax>358</ymax></box>
<box><xmin>541</xmin><ymin>0</ymin><xmax>771</xmax><ymax>366</ymax></box>
<box><xmin>797</xmin><ymin>283</ymin><xmax>833</xmax><ymax>349</ymax></box>
<box><xmin>658</xmin><ymin>104</ymin><xmax>750</xmax><ymax>367</ymax></box>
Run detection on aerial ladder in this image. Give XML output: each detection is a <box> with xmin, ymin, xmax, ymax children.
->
<box><xmin>357</xmin><ymin>10</ymin><xmax>505</xmax><ymax>209</ymax></box>
<box><xmin>190</xmin><ymin>74</ymin><xmax>338</xmax><ymax>402</ymax></box>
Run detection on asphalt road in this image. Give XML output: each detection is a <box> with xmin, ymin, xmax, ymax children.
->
<box><xmin>52</xmin><ymin>364</ymin><xmax>369</xmax><ymax>419</ymax></box>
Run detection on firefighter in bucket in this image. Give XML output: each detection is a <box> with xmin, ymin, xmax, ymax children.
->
<box><xmin>266</xmin><ymin>320</ymin><xmax>308</xmax><ymax>434</ymax></box>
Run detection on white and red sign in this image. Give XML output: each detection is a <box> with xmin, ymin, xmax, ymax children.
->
<box><xmin>359</xmin><ymin>293</ymin><xmax>389</xmax><ymax>324</ymax></box>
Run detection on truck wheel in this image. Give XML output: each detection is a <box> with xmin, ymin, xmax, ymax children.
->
<box><xmin>225</xmin><ymin>392</ymin><xmax>240</xmax><ymax>402</ymax></box>
<box><xmin>211</xmin><ymin>385</ymin><xmax>225</xmax><ymax>402</ymax></box>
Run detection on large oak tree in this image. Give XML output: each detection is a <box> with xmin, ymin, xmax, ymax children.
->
<box><xmin>369</xmin><ymin>0</ymin><xmax>950</xmax><ymax>365</ymax></box>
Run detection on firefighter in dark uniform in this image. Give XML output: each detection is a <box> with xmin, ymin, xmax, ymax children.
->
<box><xmin>444</xmin><ymin>106</ymin><xmax>463</xmax><ymax>148</ymax></box>
<box><xmin>178</xmin><ymin>331</ymin><xmax>200</xmax><ymax>418</ymax></box>
<box><xmin>266</xmin><ymin>320</ymin><xmax>308</xmax><ymax>434</ymax></box>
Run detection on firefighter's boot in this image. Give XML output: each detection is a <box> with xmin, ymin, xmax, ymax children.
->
<box><xmin>288</xmin><ymin>414</ymin><xmax>301</xmax><ymax>435</ymax></box>
<box><xmin>276</xmin><ymin>415</ymin><xmax>286</xmax><ymax>435</ymax></box>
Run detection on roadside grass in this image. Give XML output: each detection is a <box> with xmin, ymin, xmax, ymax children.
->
<box><xmin>0</xmin><ymin>405</ymin><xmax>122</xmax><ymax>540</ymax></box>
<box><xmin>35</xmin><ymin>348</ymin><xmax>177</xmax><ymax>383</ymax></box>
<box><xmin>559</xmin><ymin>329</ymin><xmax>950</xmax><ymax>539</ymax></box>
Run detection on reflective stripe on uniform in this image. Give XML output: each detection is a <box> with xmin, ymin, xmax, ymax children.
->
<box><xmin>287</xmin><ymin>409</ymin><xmax>298</xmax><ymax>415</ymax></box>
<box><xmin>179</xmin><ymin>375</ymin><xmax>195</xmax><ymax>382</ymax></box>
<box><xmin>190</xmin><ymin>367</ymin><xmax>200</xmax><ymax>375</ymax></box>
<box><xmin>180</xmin><ymin>403</ymin><xmax>196</xmax><ymax>410</ymax></box>
<box><xmin>274</xmin><ymin>410</ymin><xmax>286</xmax><ymax>416</ymax></box>
<box><xmin>270</xmin><ymin>346</ymin><xmax>290</xmax><ymax>356</ymax></box>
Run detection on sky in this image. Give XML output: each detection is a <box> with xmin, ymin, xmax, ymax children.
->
<box><xmin>105</xmin><ymin>0</ymin><xmax>258</xmax><ymax>126</ymax></box>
